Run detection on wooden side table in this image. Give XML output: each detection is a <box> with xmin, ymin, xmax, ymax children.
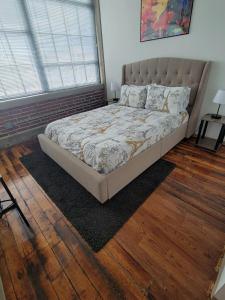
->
<box><xmin>107</xmin><ymin>99</ymin><xmax>119</xmax><ymax>105</ymax></box>
<box><xmin>196</xmin><ymin>114</ymin><xmax>225</xmax><ymax>152</ymax></box>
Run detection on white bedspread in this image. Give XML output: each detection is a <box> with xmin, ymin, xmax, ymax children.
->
<box><xmin>45</xmin><ymin>104</ymin><xmax>188</xmax><ymax>174</ymax></box>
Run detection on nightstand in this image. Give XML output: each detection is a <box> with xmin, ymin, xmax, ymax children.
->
<box><xmin>196</xmin><ymin>114</ymin><xmax>225</xmax><ymax>152</ymax></box>
<box><xmin>107</xmin><ymin>99</ymin><xmax>119</xmax><ymax>105</ymax></box>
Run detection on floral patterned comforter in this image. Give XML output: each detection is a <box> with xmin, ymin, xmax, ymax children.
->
<box><xmin>45</xmin><ymin>104</ymin><xmax>188</xmax><ymax>174</ymax></box>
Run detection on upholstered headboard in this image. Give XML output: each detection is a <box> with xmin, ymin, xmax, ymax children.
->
<box><xmin>122</xmin><ymin>57</ymin><xmax>211</xmax><ymax>137</ymax></box>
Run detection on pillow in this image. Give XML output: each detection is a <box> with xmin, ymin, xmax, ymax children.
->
<box><xmin>119</xmin><ymin>85</ymin><xmax>147</xmax><ymax>108</ymax></box>
<box><xmin>145</xmin><ymin>84</ymin><xmax>191</xmax><ymax>114</ymax></box>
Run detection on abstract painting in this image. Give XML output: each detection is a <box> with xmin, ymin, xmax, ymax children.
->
<box><xmin>141</xmin><ymin>0</ymin><xmax>194</xmax><ymax>42</ymax></box>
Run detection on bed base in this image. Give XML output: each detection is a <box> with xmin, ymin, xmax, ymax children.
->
<box><xmin>38</xmin><ymin>122</ymin><xmax>187</xmax><ymax>204</ymax></box>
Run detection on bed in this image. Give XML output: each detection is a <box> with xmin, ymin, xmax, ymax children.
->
<box><xmin>38</xmin><ymin>57</ymin><xmax>211</xmax><ymax>203</ymax></box>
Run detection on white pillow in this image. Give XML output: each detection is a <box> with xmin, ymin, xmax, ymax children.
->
<box><xmin>119</xmin><ymin>85</ymin><xmax>147</xmax><ymax>108</ymax></box>
<box><xmin>145</xmin><ymin>84</ymin><xmax>191</xmax><ymax>114</ymax></box>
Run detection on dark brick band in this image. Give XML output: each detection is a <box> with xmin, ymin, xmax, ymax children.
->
<box><xmin>0</xmin><ymin>87</ymin><xmax>106</xmax><ymax>139</ymax></box>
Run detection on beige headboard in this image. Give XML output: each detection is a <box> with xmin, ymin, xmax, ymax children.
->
<box><xmin>122</xmin><ymin>57</ymin><xmax>211</xmax><ymax>138</ymax></box>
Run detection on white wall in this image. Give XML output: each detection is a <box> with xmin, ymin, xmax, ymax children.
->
<box><xmin>99</xmin><ymin>0</ymin><xmax>225</xmax><ymax>138</ymax></box>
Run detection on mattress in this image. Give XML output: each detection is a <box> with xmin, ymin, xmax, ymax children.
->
<box><xmin>45</xmin><ymin>104</ymin><xmax>188</xmax><ymax>174</ymax></box>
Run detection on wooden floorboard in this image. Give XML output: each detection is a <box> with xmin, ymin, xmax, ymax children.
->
<box><xmin>0</xmin><ymin>139</ymin><xmax>225</xmax><ymax>300</ymax></box>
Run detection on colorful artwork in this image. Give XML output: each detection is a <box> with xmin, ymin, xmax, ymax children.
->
<box><xmin>141</xmin><ymin>0</ymin><xmax>194</xmax><ymax>42</ymax></box>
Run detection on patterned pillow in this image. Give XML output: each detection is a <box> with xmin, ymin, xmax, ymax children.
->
<box><xmin>145</xmin><ymin>85</ymin><xmax>191</xmax><ymax>114</ymax></box>
<box><xmin>119</xmin><ymin>85</ymin><xmax>147</xmax><ymax>108</ymax></box>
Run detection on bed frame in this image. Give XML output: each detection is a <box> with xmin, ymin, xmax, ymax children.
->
<box><xmin>38</xmin><ymin>57</ymin><xmax>211</xmax><ymax>203</ymax></box>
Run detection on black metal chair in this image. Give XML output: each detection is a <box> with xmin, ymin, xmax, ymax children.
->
<box><xmin>0</xmin><ymin>175</ymin><xmax>30</xmax><ymax>228</ymax></box>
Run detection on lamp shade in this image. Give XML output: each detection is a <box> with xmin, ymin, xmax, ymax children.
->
<box><xmin>213</xmin><ymin>89</ymin><xmax>225</xmax><ymax>105</ymax></box>
<box><xmin>110</xmin><ymin>81</ymin><xmax>120</xmax><ymax>92</ymax></box>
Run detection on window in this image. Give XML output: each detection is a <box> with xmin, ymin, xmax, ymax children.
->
<box><xmin>0</xmin><ymin>0</ymin><xmax>100</xmax><ymax>101</ymax></box>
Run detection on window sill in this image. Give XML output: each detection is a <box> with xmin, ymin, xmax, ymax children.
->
<box><xmin>0</xmin><ymin>84</ymin><xmax>105</xmax><ymax>111</ymax></box>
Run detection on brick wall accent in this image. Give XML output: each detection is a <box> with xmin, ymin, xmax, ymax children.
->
<box><xmin>0</xmin><ymin>86</ymin><xmax>106</xmax><ymax>140</ymax></box>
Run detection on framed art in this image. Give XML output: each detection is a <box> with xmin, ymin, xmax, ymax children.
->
<box><xmin>140</xmin><ymin>0</ymin><xmax>194</xmax><ymax>42</ymax></box>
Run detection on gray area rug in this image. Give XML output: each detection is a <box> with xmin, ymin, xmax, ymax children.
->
<box><xmin>21</xmin><ymin>145</ymin><xmax>175</xmax><ymax>251</ymax></box>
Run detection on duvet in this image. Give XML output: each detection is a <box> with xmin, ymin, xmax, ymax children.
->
<box><xmin>45</xmin><ymin>104</ymin><xmax>188</xmax><ymax>174</ymax></box>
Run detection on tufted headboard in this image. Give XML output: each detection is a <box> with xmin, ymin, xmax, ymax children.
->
<box><xmin>122</xmin><ymin>57</ymin><xmax>211</xmax><ymax>138</ymax></box>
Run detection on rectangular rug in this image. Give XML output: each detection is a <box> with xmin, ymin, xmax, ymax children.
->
<box><xmin>20</xmin><ymin>145</ymin><xmax>175</xmax><ymax>251</ymax></box>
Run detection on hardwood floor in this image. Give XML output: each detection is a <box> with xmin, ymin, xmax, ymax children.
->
<box><xmin>0</xmin><ymin>139</ymin><xmax>225</xmax><ymax>300</ymax></box>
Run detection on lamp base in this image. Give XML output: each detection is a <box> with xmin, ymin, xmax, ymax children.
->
<box><xmin>211</xmin><ymin>114</ymin><xmax>222</xmax><ymax>120</ymax></box>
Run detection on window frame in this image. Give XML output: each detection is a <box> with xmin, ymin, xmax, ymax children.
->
<box><xmin>0</xmin><ymin>0</ymin><xmax>105</xmax><ymax>108</ymax></box>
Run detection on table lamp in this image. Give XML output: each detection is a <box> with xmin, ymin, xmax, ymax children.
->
<box><xmin>212</xmin><ymin>89</ymin><xmax>225</xmax><ymax>119</ymax></box>
<box><xmin>110</xmin><ymin>81</ymin><xmax>120</xmax><ymax>102</ymax></box>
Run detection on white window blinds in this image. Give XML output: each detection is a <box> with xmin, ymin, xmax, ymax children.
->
<box><xmin>0</xmin><ymin>0</ymin><xmax>100</xmax><ymax>101</ymax></box>
<box><xmin>0</xmin><ymin>0</ymin><xmax>42</xmax><ymax>99</ymax></box>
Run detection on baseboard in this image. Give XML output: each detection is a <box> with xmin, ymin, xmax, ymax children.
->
<box><xmin>0</xmin><ymin>125</ymin><xmax>45</xmax><ymax>149</ymax></box>
<box><xmin>1</xmin><ymin>127</ymin><xmax>224</xmax><ymax>150</ymax></box>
